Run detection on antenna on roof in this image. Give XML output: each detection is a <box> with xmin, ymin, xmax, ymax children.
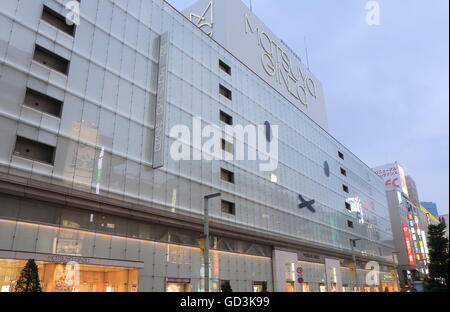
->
<box><xmin>304</xmin><ymin>36</ymin><xmax>310</xmax><ymax>69</ymax></box>
<box><xmin>249</xmin><ymin>0</ymin><xmax>253</xmax><ymax>12</ymax></box>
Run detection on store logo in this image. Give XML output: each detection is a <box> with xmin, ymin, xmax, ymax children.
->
<box><xmin>190</xmin><ymin>1</ymin><xmax>214</xmax><ymax>37</ymax></box>
<box><xmin>385</xmin><ymin>178</ymin><xmax>400</xmax><ymax>188</ymax></box>
<box><xmin>298</xmin><ymin>194</ymin><xmax>316</xmax><ymax>213</ymax></box>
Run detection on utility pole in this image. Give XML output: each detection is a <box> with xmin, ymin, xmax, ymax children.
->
<box><xmin>203</xmin><ymin>193</ymin><xmax>221</xmax><ymax>292</ymax></box>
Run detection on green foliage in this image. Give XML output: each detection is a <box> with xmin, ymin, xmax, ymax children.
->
<box><xmin>14</xmin><ymin>259</ymin><xmax>42</xmax><ymax>292</ymax></box>
<box><xmin>424</xmin><ymin>223</ymin><xmax>449</xmax><ymax>292</ymax></box>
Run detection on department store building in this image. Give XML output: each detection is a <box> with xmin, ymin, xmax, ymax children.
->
<box><xmin>0</xmin><ymin>0</ymin><xmax>398</xmax><ymax>292</ymax></box>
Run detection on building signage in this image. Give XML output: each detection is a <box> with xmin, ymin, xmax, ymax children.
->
<box><xmin>244</xmin><ymin>14</ymin><xmax>316</xmax><ymax>109</ymax></box>
<box><xmin>298</xmin><ymin>194</ymin><xmax>316</xmax><ymax>213</ymax></box>
<box><xmin>402</xmin><ymin>224</ymin><xmax>415</xmax><ymax>266</ymax></box>
<box><xmin>47</xmin><ymin>255</ymin><xmax>90</xmax><ymax>264</ymax></box>
<box><xmin>183</xmin><ymin>0</ymin><xmax>329</xmax><ymax>130</ymax></box>
<box><xmin>153</xmin><ymin>32</ymin><xmax>170</xmax><ymax>169</ymax></box>
<box><xmin>373</xmin><ymin>163</ymin><xmax>409</xmax><ymax>195</ymax></box>
<box><xmin>298</xmin><ymin>251</ymin><xmax>325</xmax><ymax>264</ymax></box>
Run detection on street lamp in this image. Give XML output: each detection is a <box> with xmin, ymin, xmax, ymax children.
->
<box><xmin>203</xmin><ymin>192</ymin><xmax>221</xmax><ymax>292</ymax></box>
<box><xmin>391</xmin><ymin>251</ymin><xmax>401</xmax><ymax>291</ymax></box>
<box><xmin>349</xmin><ymin>238</ymin><xmax>361</xmax><ymax>292</ymax></box>
<box><xmin>391</xmin><ymin>251</ymin><xmax>400</xmax><ymax>265</ymax></box>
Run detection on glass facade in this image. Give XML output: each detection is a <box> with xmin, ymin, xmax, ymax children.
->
<box><xmin>0</xmin><ymin>0</ymin><xmax>396</xmax><ymax>291</ymax></box>
<box><xmin>0</xmin><ymin>214</ymin><xmax>273</xmax><ymax>292</ymax></box>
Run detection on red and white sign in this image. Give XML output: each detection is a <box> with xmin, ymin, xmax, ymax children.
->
<box><xmin>402</xmin><ymin>224</ymin><xmax>415</xmax><ymax>266</ymax></box>
<box><xmin>373</xmin><ymin>163</ymin><xmax>409</xmax><ymax>195</ymax></box>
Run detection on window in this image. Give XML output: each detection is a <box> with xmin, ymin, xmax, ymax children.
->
<box><xmin>41</xmin><ymin>6</ymin><xmax>75</xmax><ymax>36</ymax></box>
<box><xmin>219</xmin><ymin>84</ymin><xmax>232</xmax><ymax>100</ymax></box>
<box><xmin>220</xmin><ymin>110</ymin><xmax>233</xmax><ymax>125</ymax></box>
<box><xmin>219</xmin><ymin>60</ymin><xmax>231</xmax><ymax>75</ymax></box>
<box><xmin>340</xmin><ymin>168</ymin><xmax>347</xmax><ymax>176</ymax></box>
<box><xmin>345</xmin><ymin>202</ymin><xmax>352</xmax><ymax>211</ymax></box>
<box><xmin>33</xmin><ymin>45</ymin><xmax>70</xmax><ymax>74</ymax></box>
<box><xmin>338</xmin><ymin>151</ymin><xmax>345</xmax><ymax>160</ymax></box>
<box><xmin>221</xmin><ymin>139</ymin><xmax>233</xmax><ymax>154</ymax></box>
<box><xmin>23</xmin><ymin>88</ymin><xmax>63</xmax><ymax>117</ymax></box>
<box><xmin>220</xmin><ymin>168</ymin><xmax>234</xmax><ymax>184</ymax></box>
<box><xmin>343</xmin><ymin>185</ymin><xmax>349</xmax><ymax>193</ymax></box>
<box><xmin>13</xmin><ymin>136</ymin><xmax>55</xmax><ymax>165</ymax></box>
<box><xmin>221</xmin><ymin>200</ymin><xmax>235</xmax><ymax>215</ymax></box>
<box><xmin>350</xmin><ymin>239</ymin><xmax>357</xmax><ymax>247</ymax></box>
<box><xmin>347</xmin><ymin>220</ymin><xmax>354</xmax><ymax>228</ymax></box>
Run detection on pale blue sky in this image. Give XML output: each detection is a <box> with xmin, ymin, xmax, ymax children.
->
<box><xmin>167</xmin><ymin>0</ymin><xmax>449</xmax><ymax>215</ymax></box>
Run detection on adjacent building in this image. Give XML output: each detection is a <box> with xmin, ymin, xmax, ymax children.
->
<box><xmin>0</xmin><ymin>0</ymin><xmax>397</xmax><ymax>292</ymax></box>
<box><xmin>405</xmin><ymin>176</ymin><xmax>420</xmax><ymax>208</ymax></box>
<box><xmin>439</xmin><ymin>214</ymin><xmax>449</xmax><ymax>239</ymax></box>
<box><xmin>373</xmin><ymin>163</ymin><xmax>431</xmax><ymax>288</ymax></box>
<box><xmin>420</xmin><ymin>202</ymin><xmax>440</xmax><ymax>219</ymax></box>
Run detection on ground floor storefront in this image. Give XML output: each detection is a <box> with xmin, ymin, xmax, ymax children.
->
<box><xmin>272</xmin><ymin>250</ymin><xmax>399</xmax><ymax>293</ymax></box>
<box><xmin>0</xmin><ymin>258</ymin><xmax>139</xmax><ymax>292</ymax></box>
<box><xmin>0</xmin><ymin>192</ymin><xmax>399</xmax><ymax>292</ymax></box>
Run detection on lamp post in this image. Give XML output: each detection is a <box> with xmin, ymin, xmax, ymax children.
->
<box><xmin>391</xmin><ymin>251</ymin><xmax>400</xmax><ymax>292</ymax></box>
<box><xmin>349</xmin><ymin>238</ymin><xmax>361</xmax><ymax>292</ymax></box>
<box><xmin>391</xmin><ymin>251</ymin><xmax>400</xmax><ymax>266</ymax></box>
<box><xmin>203</xmin><ymin>192</ymin><xmax>221</xmax><ymax>292</ymax></box>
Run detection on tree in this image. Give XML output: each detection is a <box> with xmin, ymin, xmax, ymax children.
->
<box><xmin>221</xmin><ymin>281</ymin><xmax>233</xmax><ymax>292</ymax></box>
<box><xmin>424</xmin><ymin>223</ymin><xmax>449</xmax><ymax>292</ymax></box>
<box><xmin>14</xmin><ymin>259</ymin><xmax>42</xmax><ymax>292</ymax></box>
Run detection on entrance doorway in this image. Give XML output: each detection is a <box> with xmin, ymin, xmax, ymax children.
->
<box><xmin>319</xmin><ymin>283</ymin><xmax>327</xmax><ymax>292</ymax></box>
<box><xmin>166</xmin><ymin>278</ymin><xmax>191</xmax><ymax>292</ymax></box>
<box><xmin>0</xmin><ymin>259</ymin><xmax>139</xmax><ymax>292</ymax></box>
<box><xmin>381</xmin><ymin>281</ymin><xmax>399</xmax><ymax>292</ymax></box>
<box><xmin>285</xmin><ymin>281</ymin><xmax>295</xmax><ymax>292</ymax></box>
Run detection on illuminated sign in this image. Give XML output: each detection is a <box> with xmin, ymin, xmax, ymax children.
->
<box><xmin>402</xmin><ymin>224</ymin><xmax>415</xmax><ymax>266</ymax></box>
<box><xmin>397</xmin><ymin>191</ymin><xmax>403</xmax><ymax>204</ymax></box>
<box><xmin>421</xmin><ymin>230</ymin><xmax>430</xmax><ymax>258</ymax></box>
